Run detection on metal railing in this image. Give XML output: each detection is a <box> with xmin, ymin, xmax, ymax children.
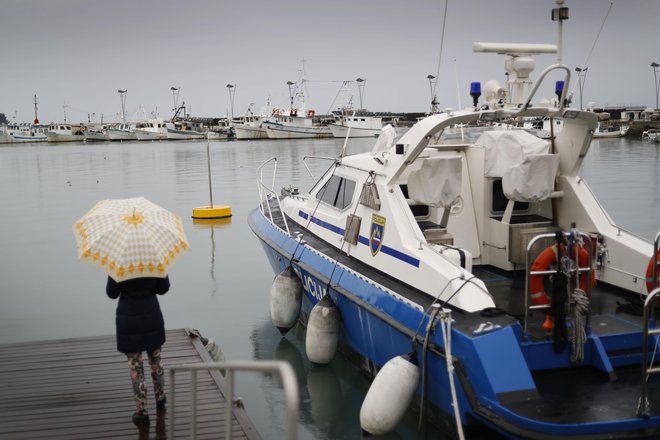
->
<box><xmin>523</xmin><ymin>231</ymin><xmax>594</xmax><ymax>335</ymax></box>
<box><xmin>257</xmin><ymin>157</ymin><xmax>291</xmax><ymax>235</ymax></box>
<box><xmin>638</xmin><ymin>287</ymin><xmax>660</xmax><ymax>418</ymax></box>
<box><xmin>169</xmin><ymin>360</ymin><xmax>299</xmax><ymax>440</ymax></box>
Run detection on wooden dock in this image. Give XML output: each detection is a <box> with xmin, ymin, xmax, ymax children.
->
<box><xmin>0</xmin><ymin>329</ymin><xmax>261</xmax><ymax>439</ymax></box>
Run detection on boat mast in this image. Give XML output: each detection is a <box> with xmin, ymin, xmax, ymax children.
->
<box><xmin>118</xmin><ymin>90</ymin><xmax>127</xmax><ymax>124</ymax></box>
<box><xmin>33</xmin><ymin>94</ymin><xmax>39</xmax><ymax>124</ymax></box>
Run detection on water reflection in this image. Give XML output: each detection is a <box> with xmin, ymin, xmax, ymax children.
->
<box><xmin>192</xmin><ymin>217</ymin><xmax>232</xmax><ymax>290</ymax></box>
<box><xmin>250</xmin><ymin>318</ymin><xmax>436</xmax><ymax>439</ymax></box>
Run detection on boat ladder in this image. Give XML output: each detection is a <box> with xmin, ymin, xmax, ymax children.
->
<box><xmin>169</xmin><ymin>360</ymin><xmax>299</xmax><ymax>439</ymax></box>
<box><xmin>523</xmin><ymin>231</ymin><xmax>594</xmax><ymax>335</ymax></box>
<box><xmin>637</xmin><ymin>232</ymin><xmax>660</xmax><ymax>418</ymax></box>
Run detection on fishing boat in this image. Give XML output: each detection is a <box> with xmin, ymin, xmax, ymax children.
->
<box><xmin>233</xmin><ymin>115</ymin><xmax>268</xmax><ymax>140</ymax></box>
<box><xmin>328</xmin><ymin>112</ymin><xmax>385</xmax><ymax>138</ymax></box>
<box><xmin>249</xmin><ymin>3</ymin><xmax>660</xmax><ymax>438</ymax></box>
<box><xmin>134</xmin><ymin>120</ymin><xmax>168</xmax><ymax>141</ymax></box>
<box><xmin>642</xmin><ymin>129</ymin><xmax>659</xmax><ymax>142</ymax></box>
<box><xmin>592</xmin><ymin>123</ymin><xmax>629</xmax><ymax>139</ymax></box>
<box><xmin>83</xmin><ymin>125</ymin><xmax>110</xmax><ymax>142</ymax></box>
<box><xmin>45</xmin><ymin>123</ymin><xmax>85</xmax><ymax>142</ymax></box>
<box><xmin>106</xmin><ymin>123</ymin><xmax>137</xmax><ymax>141</ymax></box>
<box><xmin>1</xmin><ymin>123</ymin><xmax>48</xmax><ymax>143</ymax></box>
<box><xmin>262</xmin><ymin>109</ymin><xmax>333</xmax><ymax>139</ymax></box>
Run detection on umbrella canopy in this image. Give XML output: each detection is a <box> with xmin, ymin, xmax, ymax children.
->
<box><xmin>73</xmin><ymin>197</ymin><xmax>190</xmax><ymax>282</ymax></box>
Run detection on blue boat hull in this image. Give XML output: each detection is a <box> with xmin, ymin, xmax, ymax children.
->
<box><xmin>249</xmin><ymin>207</ymin><xmax>660</xmax><ymax>439</ymax></box>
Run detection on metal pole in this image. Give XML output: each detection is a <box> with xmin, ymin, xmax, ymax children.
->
<box><xmin>653</xmin><ymin>64</ymin><xmax>660</xmax><ymax>110</ymax></box>
<box><xmin>206</xmin><ymin>142</ymin><xmax>214</xmax><ymax>207</ymax></box>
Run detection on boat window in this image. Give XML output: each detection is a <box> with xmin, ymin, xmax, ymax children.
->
<box><xmin>317</xmin><ymin>175</ymin><xmax>356</xmax><ymax>210</ymax></box>
<box><xmin>491</xmin><ymin>179</ymin><xmax>529</xmax><ymax>213</ymax></box>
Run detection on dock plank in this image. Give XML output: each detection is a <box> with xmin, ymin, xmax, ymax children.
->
<box><xmin>0</xmin><ymin>329</ymin><xmax>261</xmax><ymax>440</ymax></box>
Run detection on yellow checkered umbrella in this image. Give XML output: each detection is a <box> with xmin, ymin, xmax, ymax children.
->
<box><xmin>73</xmin><ymin>197</ymin><xmax>190</xmax><ymax>282</ymax></box>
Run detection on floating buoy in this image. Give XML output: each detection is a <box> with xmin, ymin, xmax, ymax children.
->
<box><xmin>269</xmin><ymin>266</ymin><xmax>303</xmax><ymax>335</ymax></box>
<box><xmin>192</xmin><ymin>205</ymin><xmax>232</xmax><ymax>219</ymax></box>
<box><xmin>360</xmin><ymin>352</ymin><xmax>419</xmax><ymax>436</ymax></box>
<box><xmin>305</xmin><ymin>294</ymin><xmax>339</xmax><ymax>365</ymax></box>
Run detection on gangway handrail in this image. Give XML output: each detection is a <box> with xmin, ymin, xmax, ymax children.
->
<box><xmin>257</xmin><ymin>157</ymin><xmax>291</xmax><ymax>235</ymax></box>
<box><xmin>169</xmin><ymin>360</ymin><xmax>299</xmax><ymax>440</ymax></box>
<box><xmin>523</xmin><ymin>230</ymin><xmax>593</xmax><ymax>335</ymax></box>
<box><xmin>637</xmin><ymin>287</ymin><xmax>660</xmax><ymax>418</ymax></box>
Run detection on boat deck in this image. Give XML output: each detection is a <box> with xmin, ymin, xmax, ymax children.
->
<box><xmin>0</xmin><ymin>329</ymin><xmax>261</xmax><ymax>440</ymax></box>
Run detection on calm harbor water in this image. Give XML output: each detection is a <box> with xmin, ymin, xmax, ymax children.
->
<box><xmin>0</xmin><ymin>134</ymin><xmax>658</xmax><ymax>439</ymax></box>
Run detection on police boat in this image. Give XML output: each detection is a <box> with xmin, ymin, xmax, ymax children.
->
<box><xmin>248</xmin><ymin>3</ymin><xmax>660</xmax><ymax>438</ymax></box>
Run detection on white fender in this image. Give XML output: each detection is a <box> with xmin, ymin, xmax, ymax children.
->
<box><xmin>305</xmin><ymin>294</ymin><xmax>340</xmax><ymax>365</ymax></box>
<box><xmin>269</xmin><ymin>266</ymin><xmax>303</xmax><ymax>335</ymax></box>
<box><xmin>360</xmin><ymin>353</ymin><xmax>419</xmax><ymax>435</ymax></box>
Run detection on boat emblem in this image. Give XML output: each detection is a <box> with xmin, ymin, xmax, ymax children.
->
<box><xmin>369</xmin><ymin>214</ymin><xmax>386</xmax><ymax>256</ymax></box>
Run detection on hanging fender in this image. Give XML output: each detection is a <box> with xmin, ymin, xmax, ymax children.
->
<box><xmin>530</xmin><ymin>243</ymin><xmax>595</xmax><ymax>305</ymax></box>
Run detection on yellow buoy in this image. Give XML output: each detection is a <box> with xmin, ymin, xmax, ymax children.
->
<box><xmin>192</xmin><ymin>205</ymin><xmax>232</xmax><ymax>219</ymax></box>
<box><xmin>193</xmin><ymin>141</ymin><xmax>231</xmax><ymax>218</ymax></box>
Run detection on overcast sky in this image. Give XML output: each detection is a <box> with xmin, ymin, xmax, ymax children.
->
<box><xmin>2</xmin><ymin>0</ymin><xmax>659</xmax><ymax>123</ymax></box>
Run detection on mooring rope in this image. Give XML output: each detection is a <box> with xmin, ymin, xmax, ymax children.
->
<box><xmin>439</xmin><ymin>310</ymin><xmax>465</xmax><ymax>440</ymax></box>
<box><xmin>570</xmin><ymin>287</ymin><xmax>589</xmax><ymax>363</ymax></box>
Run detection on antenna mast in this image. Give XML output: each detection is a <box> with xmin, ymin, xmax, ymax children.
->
<box><xmin>552</xmin><ymin>0</ymin><xmax>569</xmax><ymax>65</ymax></box>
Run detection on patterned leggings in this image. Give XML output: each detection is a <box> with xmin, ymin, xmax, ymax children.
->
<box><xmin>127</xmin><ymin>348</ymin><xmax>165</xmax><ymax>415</ymax></box>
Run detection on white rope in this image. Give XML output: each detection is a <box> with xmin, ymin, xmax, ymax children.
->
<box><xmin>439</xmin><ymin>310</ymin><xmax>465</xmax><ymax>440</ymax></box>
<box><xmin>570</xmin><ymin>288</ymin><xmax>589</xmax><ymax>363</ymax></box>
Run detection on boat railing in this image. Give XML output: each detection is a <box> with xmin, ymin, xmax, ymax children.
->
<box><xmin>523</xmin><ymin>231</ymin><xmax>594</xmax><ymax>335</ymax></box>
<box><xmin>637</xmin><ymin>286</ymin><xmax>660</xmax><ymax>418</ymax></box>
<box><xmin>517</xmin><ymin>63</ymin><xmax>571</xmax><ymax>113</ymax></box>
<box><xmin>257</xmin><ymin>157</ymin><xmax>291</xmax><ymax>235</ymax></box>
<box><xmin>302</xmin><ymin>155</ymin><xmax>336</xmax><ymax>181</ymax></box>
<box><xmin>169</xmin><ymin>360</ymin><xmax>299</xmax><ymax>440</ymax></box>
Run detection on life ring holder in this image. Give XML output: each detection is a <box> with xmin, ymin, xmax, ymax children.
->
<box><xmin>524</xmin><ymin>231</ymin><xmax>595</xmax><ymax>335</ymax></box>
<box><xmin>529</xmin><ymin>243</ymin><xmax>595</xmax><ymax>305</ymax></box>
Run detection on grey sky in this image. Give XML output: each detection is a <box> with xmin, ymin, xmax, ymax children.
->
<box><xmin>2</xmin><ymin>0</ymin><xmax>659</xmax><ymax>123</ymax></box>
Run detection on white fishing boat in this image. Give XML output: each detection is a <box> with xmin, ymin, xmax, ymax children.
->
<box><xmin>0</xmin><ymin>128</ymin><xmax>14</xmax><ymax>143</ymax></box>
<box><xmin>328</xmin><ymin>113</ymin><xmax>384</xmax><ymax>138</ymax></box>
<box><xmin>642</xmin><ymin>129</ymin><xmax>659</xmax><ymax>142</ymax></box>
<box><xmin>250</xmin><ymin>2</ymin><xmax>660</xmax><ymax>437</ymax></box>
<box><xmin>2</xmin><ymin>123</ymin><xmax>48</xmax><ymax>143</ymax></box>
<box><xmin>106</xmin><ymin>123</ymin><xmax>137</xmax><ymax>141</ymax></box>
<box><xmin>593</xmin><ymin>123</ymin><xmax>629</xmax><ymax>139</ymax></box>
<box><xmin>166</xmin><ymin>122</ymin><xmax>205</xmax><ymax>140</ymax></box>
<box><xmin>83</xmin><ymin>125</ymin><xmax>109</xmax><ymax>142</ymax></box>
<box><xmin>134</xmin><ymin>120</ymin><xmax>168</xmax><ymax>141</ymax></box>
<box><xmin>46</xmin><ymin>124</ymin><xmax>85</xmax><ymax>142</ymax></box>
<box><xmin>233</xmin><ymin>115</ymin><xmax>268</xmax><ymax>140</ymax></box>
<box><xmin>263</xmin><ymin>110</ymin><xmax>333</xmax><ymax>139</ymax></box>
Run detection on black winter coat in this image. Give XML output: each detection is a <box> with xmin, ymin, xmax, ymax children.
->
<box><xmin>106</xmin><ymin>276</ymin><xmax>169</xmax><ymax>354</ymax></box>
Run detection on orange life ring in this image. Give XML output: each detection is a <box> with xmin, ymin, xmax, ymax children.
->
<box><xmin>307</xmin><ymin>109</ymin><xmax>315</xmax><ymax>118</ymax></box>
<box><xmin>530</xmin><ymin>243</ymin><xmax>595</xmax><ymax>305</ymax></box>
<box><xmin>646</xmin><ymin>253</ymin><xmax>660</xmax><ymax>293</ymax></box>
